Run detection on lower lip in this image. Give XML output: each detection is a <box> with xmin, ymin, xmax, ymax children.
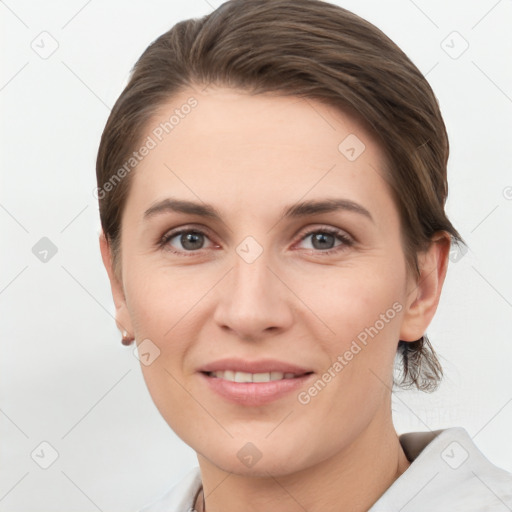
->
<box><xmin>199</xmin><ymin>372</ymin><xmax>314</xmax><ymax>406</ymax></box>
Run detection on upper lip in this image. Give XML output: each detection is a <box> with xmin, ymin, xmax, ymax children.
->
<box><xmin>199</xmin><ymin>358</ymin><xmax>313</xmax><ymax>375</ymax></box>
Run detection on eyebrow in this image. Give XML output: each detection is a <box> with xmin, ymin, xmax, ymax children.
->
<box><xmin>143</xmin><ymin>197</ymin><xmax>374</xmax><ymax>224</ymax></box>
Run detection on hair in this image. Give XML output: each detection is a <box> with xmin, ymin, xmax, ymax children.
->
<box><xmin>96</xmin><ymin>0</ymin><xmax>466</xmax><ymax>392</ymax></box>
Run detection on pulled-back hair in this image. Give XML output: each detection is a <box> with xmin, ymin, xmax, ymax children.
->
<box><xmin>96</xmin><ymin>0</ymin><xmax>466</xmax><ymax>392</ymax></box>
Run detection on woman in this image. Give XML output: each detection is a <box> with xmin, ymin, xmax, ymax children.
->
<box><xmin>96</xmin><ymin>1</ymin><xmax>512</xmax><ymax>510</ymax></box>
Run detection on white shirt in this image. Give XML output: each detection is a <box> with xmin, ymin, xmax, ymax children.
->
<box><xmin>139</xmin><ymin>427</ymin><xmax>512</xmax><ymax>511</ymax></box>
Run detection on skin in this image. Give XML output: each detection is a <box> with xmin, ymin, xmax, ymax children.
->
<box><xmin>100</xmin><ymin>85</ymin><xmax>450</xmax><ymax>512</ymax></box>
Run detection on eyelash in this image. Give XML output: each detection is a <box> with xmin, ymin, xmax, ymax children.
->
<box><xmin>158</xmin><ymin>225</ymin><xmax>354</xmax><ymax>257</ymax></box>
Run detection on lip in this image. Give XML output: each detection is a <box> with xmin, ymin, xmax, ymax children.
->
<box><xmin>199</xmin><ymin>358</ymin><xmax>312</xmax><ymax>375</ymax></box>
<box><xmin>198</xmin><ymin>358</ymin><xmax>314</xmax><ymax>406</ymax></box>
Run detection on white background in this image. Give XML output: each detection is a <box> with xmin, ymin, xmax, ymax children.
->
<box><xmin>1</xmin><ymin>0</ymin><xmax>511</xmax><ymax>510</ymax></box>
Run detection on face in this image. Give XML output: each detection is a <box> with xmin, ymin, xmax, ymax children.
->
<box><xmin>102</xmin><ymin>86</ymin><xmax>445</xmax><ymax>476</ymax></box>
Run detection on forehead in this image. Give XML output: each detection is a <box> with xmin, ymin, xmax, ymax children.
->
<box><xmin>124</xmin><ymin>86</ymin><xmax>397</xmax><ymax>229</ymax></box>
<box><xmin>148</xmin><ymin>86</ymin><xmax>379</xmax><ymax>157</ymax></box>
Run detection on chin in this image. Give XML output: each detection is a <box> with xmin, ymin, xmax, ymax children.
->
<box><xmin>195</xmin><ymin>435</ymin><xmax>319</xmax><ymax>477</ymax></box>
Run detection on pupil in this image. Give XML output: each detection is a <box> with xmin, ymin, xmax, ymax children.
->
<box><xmin>313</xmin><ymin>233</ymin><xmax>334</xmax><ymax>250</ymax></box>
<box><xmin>182</xmin><ymin>232</ymin><xmax>203</xmax><ymax>250</ymax></box>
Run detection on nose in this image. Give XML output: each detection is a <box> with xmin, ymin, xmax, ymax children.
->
<box><xmin>212</xmin><ymin>245</ymin><xmax>294</xmax><ymax>341</ymax></box>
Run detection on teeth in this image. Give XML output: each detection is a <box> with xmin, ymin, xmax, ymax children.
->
<box><xmin>210</xmin><ymin>370</ymin><xmax>298</xmax><ymax>382</ymax></box>
<box><xmin>223</xmin><ymin>370</ymin><xmax>235</xmax><ymax>381</ymax></box>
<box><xmin>253</xmin><ymin>372</ymin><xmax>271</xmax><ymax>382</ymax></box>
<box><xmin>234</xmin><ymin>371</ymin><xmax>253</xmax><ymax>383</ymax></box>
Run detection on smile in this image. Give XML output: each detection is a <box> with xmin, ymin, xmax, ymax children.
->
<box><xmin>198</xmin><ymin>359</ymin><xmax>315</xmax><ymax>406</ymax></box>
<box><xmin>205</xmin><ymin>370</ymin><xmax>307</xmax><ymax>382</ymax></box>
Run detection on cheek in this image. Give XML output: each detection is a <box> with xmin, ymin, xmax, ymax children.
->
<box><xmin>124</xmin><ymin>265</ymin><xmax>202</xmax><ymax>337</ymax></box>
<box><xmin>124</xmin><ymin>265</ymin><xmax>217</xmax><ymax>403</ymax></box>
<box><xmin>300</xmin><ymin>265</ymin><xmax>406</xmax><ymax>403</ymax></box>
<box><xmin>301</xmin><ymin>265</ymin><xmax>404</xmax><ymax>342</ymax></box>
<box><xmin>124</xmin><ymin>269</ymin><xmax>201</xmax><ymax>434</ymax></box>
<box><xmin>302</xmin><ymin>271</ymin><xmax>403</xmax><ymax>410</ymax></box>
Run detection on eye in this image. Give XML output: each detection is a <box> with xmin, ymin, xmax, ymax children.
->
<box><xmin>159</xmin><ymin>225</ymin><xmax>354</xmax><ymax>257</ymax></box>
<box><xmin>295</xmin><ymin>227</ymin><xmax>353</xmax><ymax>255</ymax></box>
<box><xmin>160</xmin><ymin>227</ymin><xmax>217</xmax><ymax>255</ymax></box>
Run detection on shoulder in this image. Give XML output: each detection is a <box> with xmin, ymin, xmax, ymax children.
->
<box><xmin>371</xmin><ymin>427</ymin><xmax>512</xmax><ymax>511</ymax></box>
<box><xmin>138</xmin><ymin>467</ymin><xmax>202</xmax><ymax>512</ymax></box>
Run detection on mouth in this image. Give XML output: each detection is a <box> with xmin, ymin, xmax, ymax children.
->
<box><xmin>198</xmin><ymin>359</ymin><xmax>314</xmax><ymax>406</ymax></box>
<box><xmin>202</xmin><ymin>370</ymin><xmax>312</xmax><ymax>382</ymax></box>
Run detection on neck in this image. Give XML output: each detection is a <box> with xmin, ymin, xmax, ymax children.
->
<box><xmin>194</xmin><ymin>413</ymin><xmax>411</xmax><ymax>512</ymax></box>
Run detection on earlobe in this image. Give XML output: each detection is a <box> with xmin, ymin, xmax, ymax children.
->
<box><xmin>99</xmin><ymin>231</ymin><xmax>134</xmax><ymax>337</ymax></box>
<box><xmin>399</xmin><ymin>233</ymin><xmax>451</xmax><ymax>342</ymax></box>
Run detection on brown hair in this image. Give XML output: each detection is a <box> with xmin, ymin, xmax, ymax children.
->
<box><xmin>96</xmin><ymin>0</ymin><xmax>466</xmax><ymax>392</ymax></box>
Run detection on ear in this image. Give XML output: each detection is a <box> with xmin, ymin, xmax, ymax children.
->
<box><xmin>399</xmin><ymin>232</ymin><xmax>451</xmax><ymax>342</ymax></box>
<box><xmin>99</xmin><ymin>231</ymin><xmax>133</xmax><ymax>336</ymax></box>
